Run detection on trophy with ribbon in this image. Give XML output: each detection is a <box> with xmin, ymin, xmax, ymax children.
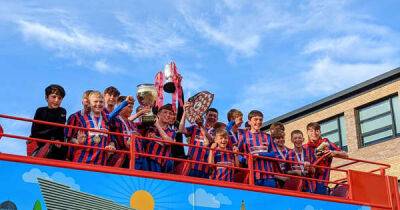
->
<box><xmin>154</xmin><ymin>61</ymin><xmax>184</xmax><ymax>113</ymax></box>
<box><xmin>136</xmin><ymin>84</ymin><xmax>158</xmax><ymax>125</ymax></box>
<box><xmin>185</xmin><ymin>91</ymin><xmax>214</xmax><ymax>124</ymax></box>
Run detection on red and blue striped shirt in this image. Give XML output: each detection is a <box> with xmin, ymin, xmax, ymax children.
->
<box><xmin>186</xmin><ymin>125</ymin><xmax>210</xmax><ymax>173</ymax></box>
<box><xmin>210</xmin><ymin>149</ymin><xmax>235</xmax><ymax>182</ymax></box>
<box><xmin>146</xmin><ymin>126</ymin><xmax>176</xmax><ymax>165</ymax></box>
<box><xmin>238</xmin><ymin>130</ymin><xmax>275</xmax><ymax>180</ymax></box>
<box><xmin>305</xmin><ymin>138</ymin><xmax>341</xmax><ymax>185</ymax></box>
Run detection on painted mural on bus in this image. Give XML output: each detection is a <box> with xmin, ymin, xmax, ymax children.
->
<box><xmin>0</xmin><ymin>160</ymin><xmax>370</xmax><ymax>210</ymax></box>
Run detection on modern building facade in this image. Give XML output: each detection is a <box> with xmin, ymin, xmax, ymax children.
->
<box><xmin>262</xmin><ymin>67</ymin><xmax>400</xmax><ymax>179</ymax></box>
<box><xmin>38</xmin><ymin>178</ymin><xmax>133</xmax><ymax>210</ymax></box>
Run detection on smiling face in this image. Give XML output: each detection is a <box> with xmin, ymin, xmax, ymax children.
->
<box><xmin>46</xmin><ymin>93</ymin><xmax>63</xmax><ymax>109</ymax></box>
<box><xmin>89</xmin><ymin>93</ymin><xmax>104</xmax><ymax>115</ymax></box>
<box><xmin>104</xmin><ymin>93</ymin><xmax>118</xmax><ymax>107</ymax></box>
<box><xmin>291</xmin><ymin>133</ymin><xmax>304</xmax><ymax>149</ymax></box>
<box><xmin>307</xmin><ymin>127</ymin><xmax>321</xmax><ymax>143</ymax></box>
<box><xmin>215</xmin><ymin>133</ymin><xmax>229</xmax><ymax>149</ymax></box>
<box><xmin>249</xmin><ymin>116</ymin><xmax>263</xmax><ymax>132</ymax></box>
<box><xmin>158</xmin><ymin>108</ymin><xmax>174</xmax><ymax>124</ymax></box>
<box><xmin>206</xmin><ymin>111</ymin><xmax>218</xmax><ymax>127</ymax></box>
<box><xmin>274</xmin><ymin>135</ymin><xmax>286</xmax><ymax>148</ymax></box>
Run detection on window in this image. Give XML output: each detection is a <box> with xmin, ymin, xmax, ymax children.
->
<box><xmin>358</xmin><ymin>95</ymin><xmax>400</xmax><ymax>146</ymax></box>
<box><xmin>320</xmin><ymin>115</ymin><xmax>347</xmax><ymax>151</ymax></box>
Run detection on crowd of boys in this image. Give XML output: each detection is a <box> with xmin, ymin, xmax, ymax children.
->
<box><xmin>27</xmin><ymin>84</ymin><xmax>348</xmax><ymax>195</ymax></box>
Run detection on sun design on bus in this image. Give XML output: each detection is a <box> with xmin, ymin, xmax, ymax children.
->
<box><xmin>130</xmin><ymin>190</ymin><xmax>155</xmax><ymax>210</ymax></box>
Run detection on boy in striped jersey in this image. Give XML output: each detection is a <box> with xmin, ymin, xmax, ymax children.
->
<box><xmin>208</xmin><ymin>129</ymin><xmax>239</xmax><ymax>182</ymax></box>
<box><xmin>305</xmin><ymin>122</ymin><xmax>348</xmax><ymax>195</ymax></box>
<box><xmin>179</xmin><ymin>102</ymin><xmax>211</xmax><ymax>178</ymax></box>
<box><xmin>271</xmin><ymin>130</ymin><xmax>290</xmax><ymax>187</ymax></box>
<box><xmin>226</xmin><ymin>109</ymin><xmax>244</xmax><ymax>147</ymax></box>
<box><xmin>65</xmin><ymin>90</ymin><xmax>93</xmax><ymax>160</ymax></box>
<box><xmin>72</xmin><ymin>91</ymin><xmax>128</xmax><ymax>165</ymax></box>
<box><xmin>238</xmin><ymin>110</ymin><xmax>276</xmax><ymax>187</ymax></box>
<box><xmin>287</xmin><ymin>130</ymin><xmax>316</xmax><ymax>192</ymax></box>
<box><xmin>107</xmin><ymin>96</ymin><xmax>146</xmax><ymax>170</ymax></box>
<box><xmin>145</xmin><ymin>104</ymin><xmax>176</xmax><ymax>172</ymax></box>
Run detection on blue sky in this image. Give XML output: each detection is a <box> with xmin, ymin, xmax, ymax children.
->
<box><xmin>1</xmin><ymin>0</ymin><xmax>400</xmax><ymax>155</ymax></box>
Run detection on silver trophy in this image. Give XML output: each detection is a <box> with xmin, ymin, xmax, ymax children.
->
<box><xmin>136</xmin><ymin>84</ymin><xmax>158</xmax><ymax>125</ymax></box>
<box><xmin>163</xmin><ymin>63</ymin><xmax>176</xmax><ymax>93</ymax></box>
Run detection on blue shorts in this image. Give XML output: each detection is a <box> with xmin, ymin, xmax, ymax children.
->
<box><xmin>134</xmin><ymin>157</ymin><xmax>148</xmax><ymax>171</ymax></box>
<box><xmin>163</xmin><ymin>160</ymin><xmax>174</xmax><ymax>173</ymax></box>
<box><xmin>255</xmin><ymin>178</ymin><xmax>277</xmax><ymax>188</ymax></box>
<box><xmin>315</xmin><ymin>182</ymin><xmax>329</xmax><ymax>195</ymax></box>
<box><xmin>147</xmin><ymin>159</ymin><xmax>161</xmax><ymax>172</ymax></box>
<box><xmin>189</xmin><ymin>169</ymin><xmax>209</xmax><ymax>178</ymax></box>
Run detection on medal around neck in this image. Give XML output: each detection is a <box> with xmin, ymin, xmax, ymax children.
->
<box><xmin>186</xmin><ymin>91</ymin><xmax>214</xmax><ymax>124</ymax></box>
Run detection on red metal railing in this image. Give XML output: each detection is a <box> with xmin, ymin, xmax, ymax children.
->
<box><xmin>0</xmin><ymin>114</ymin><xmax>395</xmax><ymax>209</ymax></box>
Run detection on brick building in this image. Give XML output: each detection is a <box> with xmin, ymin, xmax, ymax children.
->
<box><xmin>262</xmin><ymin>67</ymin><xmax>400</xmax><ymax>181</ymax></box>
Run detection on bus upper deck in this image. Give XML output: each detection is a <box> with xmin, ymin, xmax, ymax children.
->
<box><xmin>0</xmin><ymin>113</ymin><xmax>399</xmax><ymax>210</ymax></box>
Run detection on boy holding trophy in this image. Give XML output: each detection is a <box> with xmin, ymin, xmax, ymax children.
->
<box><xmin>305</xmin><ymin>122</ymin><xmax>348</xmax><ymax>194</ymax></box>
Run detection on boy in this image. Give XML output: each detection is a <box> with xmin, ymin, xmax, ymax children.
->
<box><xmin>271</xmin><ymin>130</ymin><xmax>290</xmax><ymax>187</ymax></box>
<box><xmin>72</xmin><ymin>91</ymin><xmax>127</xmax><ymax>165</ymax></box>
<box><xmin>179</xmin><ymin>102</ymin><xmax>211</xmax><ymax>178</ymax></box>
<box><xmin>107</xmin><ymin>96</ymin><xmax>146</xmax><ymax>170</ymax></box>
<box><xmin>305</xmin><ymin>122</ymin><xmax>348</xmax><ymax>195</ymax></box>
<box><xmin>287</xmin><ymin>130</ymin><xmax>316</xmax><ymax>192</ymax></box>
<box><xmin>103</xmin><ymin>86</ymin><xmax>120</xmax><ymax>114</ymax></box>
<box><xmin>205</xmin><ymin>108</ymin><xmax>218</xmax><ymax>130</ymax></box>
<box><xmin>208</xmin><ymin>129</ymin><xmax>239</xmax><ymax>182</ymax></box>
<box><xmin>64</xmin><ymin>90</ymin><xmax>93</xmax><ymax>160</ymax></box>
<box><xmin>226</xmin><ymin>109</ymin><xmax>244</xmax><ymax>146</ymax></box>
<box><xmin>238</xmin><ymin>110</ymin><xmax>276</xmax><ymax>187</ymax></box>
<box><xmin>145</xmin><ymin>104</ymin><xmax>176</xmax><ymax>172</ymax></box>
<box><xmin>29</xmin><ymin>84</ymin><xmax>67</xmax><ymax>160</ymax></box>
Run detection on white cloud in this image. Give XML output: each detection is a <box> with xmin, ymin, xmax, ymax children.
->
<box><xmin>182</xmin><ymin>71</ymin><xmax>209</xmax><ymax>97</ymax></box>
<box><xmin>188</xmin><ymin>188</ymin><xmax>231</xmax><ymax>208</ymax></box>
<box><xmin>18</xmin><ymin>20</ymin><xmax>129</xmax><ymax>54</ymax></box>
<box><xmin>304</xmin><ymin>205</ymin><xmax>315</xmax><ymax>210</ymax></box>
<box><xmin>51</xmin><ymin>171</ymin><xmax>80</xmax><ymax>190</ymax></box>
<box><xmin>22</xmin><ymin>168</ymin><xmax>51</xmax><ymax>183</ymax></box>
<box><xmin>303</xmin><ymin>57</ymin><xmax>396</xmax><ymax>94</ymax></box>
<box><xmin>215</xmin><ymin>193</ymin><xmax>232</xmax><ymax>205</ymax></box>
<box><xmin>0</xmin><ymin>117</ymin><xmax>30</xmax><ymax>155</ymax></box>
<box><xmin>115</xmin><ymin>14</ymin><xmax>186</xmax><ymax>57</ymax></box>
<box><xmin>22</xmin><ymin>168</ymin><xmax>80</xmax><ymax>190</ymax></box>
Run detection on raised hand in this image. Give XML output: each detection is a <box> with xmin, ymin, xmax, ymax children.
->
<box><xmin>126</xmin><ymin>96</ymin><xmax>135</xmax><ymax>105</ymax></box>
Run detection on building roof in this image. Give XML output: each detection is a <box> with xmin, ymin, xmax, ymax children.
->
<box><xmin>262</xmin><ymin>67</ymin><xmax>400</xmax><ymax>130</ymax></box>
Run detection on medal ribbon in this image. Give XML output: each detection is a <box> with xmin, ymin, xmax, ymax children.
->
<box><xmin>294</xmin><ymin>148</ymin><xmax>305</xmax><ymax>171</ymax></box>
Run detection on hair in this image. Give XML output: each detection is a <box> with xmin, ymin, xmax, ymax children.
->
<box><xmin>206</xmin><ymin>108</ymin><xmax>218</xmax><ymax>114</ymax></box>
<box><xmin>88</xmin><ymin>90</ymin><xmax>103</xmax><ymax>99</ymax></box>
<box><xmin>270</xmin><ymin>122</ymin><xmax>285</xmax><ymax>132</ymax></box>
<box><xmin>307</xmin><ymin>122</ymin><xmax>321</xmax><ymax>131</ymax></box>
<box><xmin>215</xmin><ymin>128</ymin><xmax>228</xmax><ymax>138</ymax></box>
<box><xmin>227</xmin><ymin>109</ymin><xmax>243</xmax><ymax>121</ymax></box>
<box><xmin>291</xmin><ymin>130</ymin><xmax>304</xmax><ymax>138</ymax></box>
<box><xmin>45</xmin><ymin>84</ymin><xmax>65</xmax><ymax>98</ymax></box>
<box><xmin>158</xmin><ymin>103</ymin><xmax>174</xmax><ymax>112</ymax></box>
<box><xmin>248</xmin><ymin>110</ymin><xmax>263</xmax><ymax>120</ymax></box>
<box><xmin>213</xmin><ymin>122</ymin><xmax>226</xmax><ymax>130</ymax></box>
<box><xmin>103</xmin><ymin>86</ymin><xmax>120</xmax><ymax>97</ymax></box>
<box><xmin>117</xmin><ymin>96</ymin><xmax>126</xmax><ymax>104</ymax></box>
<box><xmin>82</xmin><ymin>90</ymin><xmax>94</xmax><ymax>99</ymax></box>
<box><xmin>271</xmin><ymin>129</ymin><xmax>285</xmax><ymax>139</ymax></box>
<box><xmin>244</xmin><ymin>121</ymin><xmax>250</xmax><ymax>128</ymax></box>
